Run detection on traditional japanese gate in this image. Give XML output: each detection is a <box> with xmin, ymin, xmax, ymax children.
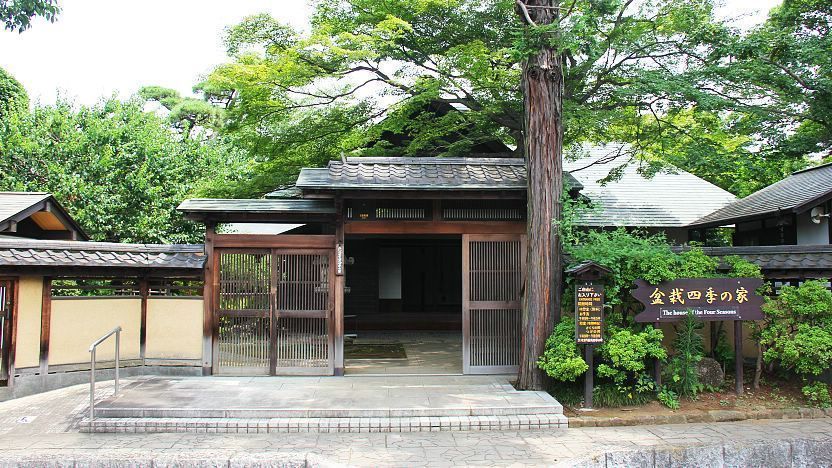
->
<box><xmin>214</xmin><ymin>248</ymin><xmax>334</xmax><ymax>375</ymax></box>
<box><xmin>0</xmin><ymin>279</ymin><xmax>15</xmax><ymax>386</ymax></box>
<box><xmin>462</xmin><ymin>235</ymin><xmax>524</xmax><ymax>374</ymax></box>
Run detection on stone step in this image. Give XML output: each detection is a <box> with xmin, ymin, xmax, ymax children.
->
<box><xmin>79</xmin><ymin>413</ymin><xmax>569</xmax><ymax>433</ymax></box>
<box><xmin>92</xmin><ymin>403</ymin><xmax>563</xmax><ymax>419</ymax></box>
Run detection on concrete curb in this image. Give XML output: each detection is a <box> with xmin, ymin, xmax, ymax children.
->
<box><xmin>561</xmin><ymin>436</ymin><xmax>832</xmax><ymax>467</ymax></box>
<box><xmin>569</xmin><ymin>407</ymin><xmax>832</xmax><ymax>428</ymax></box>
<box><xmin>0</xmin><ymin>451</ymin><xmax>332</xmax><ymax>468</ymax></box>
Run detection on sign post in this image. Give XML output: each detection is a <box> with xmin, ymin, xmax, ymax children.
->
<box><xmin>567</xmin><ymin>261</ymin><xmax>611</xmax><ymax>410</ymax></box>
<box><xmin>576</xmin><ymin>282</ymin><xmax>604</xmax><ymax>409</ymax></box>
<box><xmin>631</xmin><ymin>277</ymin><xmax>765</xmax><ymax>395</ymax></box>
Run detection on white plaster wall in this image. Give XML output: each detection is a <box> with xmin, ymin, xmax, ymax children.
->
<box><xmin>378</xmin><ymin>247</ymin><xmax>402</xmax><ymax>299</ymax></box>
<box><xmin>796</xmin><ymin>210</ymin><xmax>829</xmax><ymax>245</ymax></box>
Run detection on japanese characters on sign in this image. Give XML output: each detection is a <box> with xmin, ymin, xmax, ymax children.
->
<box><xmin>336</xmin><ymin>243</ymin><xmax>345</xmax><ymax>276</ymax></box>
<box><xmin>576</xmin><ymin>282</ymin><xmax>604</xmax><ymax>344</ymax></box>
<box><xmin>632</xmin><ymin>278</ymin><xmax>765</xmax><ymax>322</ymax></box>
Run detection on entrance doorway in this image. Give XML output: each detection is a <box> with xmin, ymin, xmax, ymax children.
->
<box><xmin>214</xmin><ymin>249</ymin><xmax>334</xmax><ymax>375</ymax></box>
<box><xmin>344</xmin><ymin>236</ymin><xmax>463</xmax><ymax>374</ymax></box>
<box><xmin>0</xmin><ymin>279</ymin><xmax>15</xmax><ymax>387</ymax></box>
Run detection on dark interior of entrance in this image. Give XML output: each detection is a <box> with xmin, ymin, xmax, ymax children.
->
<box><xmin>344</xmin><ymin>236</ymin><xmax>463</xmax><ymax>374</ymax></box>
<box><xmin>345</xmin><ymin>236</ymin><xmax>462</xmax><ymax>331</ymax></box>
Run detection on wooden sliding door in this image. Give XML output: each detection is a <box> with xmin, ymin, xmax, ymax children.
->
<box><xmin>462</xmin><ymin>235</ymin><xmax>524</xmax><ymax>374</ymax></box>
<box><xmin>215</xmin><ymin>249</ymin><xmax>334</xmax><ymax>376</ymax></box>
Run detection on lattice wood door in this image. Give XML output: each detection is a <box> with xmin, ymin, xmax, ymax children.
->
<box><xmin>215</xmin><ymin>249</ymin><xmax>334</xmax><ymax>376</ymax></box>
<box><xmin>0</xmin><ymin>279</ymin><xmax>15</xmax><ymax>386</ymax></box>
<box><xmin>462</xmin><ymin>235</ymin><xmax>524</xmax><ymax>374</ymax></box>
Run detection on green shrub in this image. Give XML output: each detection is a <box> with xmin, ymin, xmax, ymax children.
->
<box><xmin>593</xmin><ymin>381</ymin><xmax>655</xmax><ymax>407</ymax></box>
<box><xmin>658</xmin><ymin>387</ymin><xmax>680</xmax><ymax>409</ymax></box>
<box><xmin>802</xmin><ymin>381</ymin><xmax>832</xmax><ymax>408</ymax></box>
<box><xmin>538</xmin><ymin>316</ymin><xmax>589</xmax><ymax>381</ymax></box>
<box><xmin>761</xmin><ymin>281</ymin><xmax>832</xmax><ymax>407</ymax></box>
<box><xmin>666</xmin><ymin>311</ymin><xmax>705</xmax><ymax>399</ymax></box>
<box><xmin>596</xmin><ymin>326</ymin><xmax>666</xmax><ymax>404</ymax></box>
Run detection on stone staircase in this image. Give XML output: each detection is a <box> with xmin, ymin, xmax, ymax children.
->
<box><xmin>78</xmin><ymin>375</ymin><xmax>568</xmax><ymax>433</ymax></box>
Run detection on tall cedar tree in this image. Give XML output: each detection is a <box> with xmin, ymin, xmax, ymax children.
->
<box><xmin>515</xmin><ymin>0</ymin><xmax>563</xmax><ymax>390</ymax></box>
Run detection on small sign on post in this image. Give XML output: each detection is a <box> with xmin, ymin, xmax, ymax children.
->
<box><xmin>576</xmin><ymin>283</ymin><xmax>604</xmax><ymax>345</ymax></box>
<box><xmin>566</xmin><ymin>261</ymin><xmax>611</xmax><ymax>410</ymax></box>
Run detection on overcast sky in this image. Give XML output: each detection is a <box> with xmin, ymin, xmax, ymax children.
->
<box><xmin>0</xmin><ymin>0</ymin><xmax>781</xmax><ymax>106</ymax></box>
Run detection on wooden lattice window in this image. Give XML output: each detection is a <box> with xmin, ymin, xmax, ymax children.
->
<box><xmin>443</xmin><ymin>200</ymin><xmax>525</xmax><ymax>221</ymax></box>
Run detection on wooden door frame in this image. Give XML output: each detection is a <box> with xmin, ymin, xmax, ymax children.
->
<box><xmin>212</xmin><ymin>245</ymin><xmax>336</xmax><ymax>376</ymax></box>
<box><xmin>0</xmin><ymin>277</ymin><xmax>19</xmax><ymax>387</ymax></box>
<box><xmin>271</xmin><ymin>248</ymin><xmax>336</xmax><ymax>376</ymax></box>
<box><xmin>461</xmin><ymin>234</ymin><xmax>526</xmax><ymax>375</ymax></box>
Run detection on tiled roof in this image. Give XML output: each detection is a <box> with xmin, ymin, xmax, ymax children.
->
<box><xmin>0</xmin><ymin>192</ymin><xmax>50</xmax><ymax>224</ymax></box>
<box><xmin>563</xmin><ymin>145</ymin><xmax>737</xmax><ymax>228</ymax></box>
<box><xmin>178</xmin><ymin>198</ymin><xmax>335</xmax><ymax>214</ymax></box>
<box><xmin>0</xmin><ymin>192</ymin><xmax>89</xmax><ymax>240</ymax></box>
<box><xmin>690</xmin><ymin>162</ymin><xmax>832</xmax><ymax>228</ymax></box>
<box><xmin>295</xmin><ymin>157</ymin><xmax>584</xmax><ymax>192</ymax></box>
<box><xmin>697</xmin><ymin>245</ymin><xmax>832</xmax><ymax>278</ymax></box>
<box><xmin>0</xmin><ymin>238</ymin><xmax>205</xmax><ymax>270</ymax></box>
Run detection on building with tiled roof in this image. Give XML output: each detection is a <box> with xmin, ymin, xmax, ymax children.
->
<box><xmin>691</xmin><ymin>163</ymin><xmax>832</xmax><ymax>246</ymax></box>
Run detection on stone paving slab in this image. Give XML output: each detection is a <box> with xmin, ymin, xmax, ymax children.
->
<box><xmin>2</xmin><ymin>380</ymin><xmax>832</xmax><ymax>466</ymax></box>
<box><xmin>79</xmin><ymin>413</ymin><xmax>569</xmax><ymax>433</ymax></box>
<box><xmin>93</xmin><ymin>375</ymin><xmax>564</xmax><ymax>419</ymax></box>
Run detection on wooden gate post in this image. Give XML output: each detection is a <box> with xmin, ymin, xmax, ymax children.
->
<box><xmin>333</xmin><ymin>198</ymin><xmax>345</xmax><ymax>376</ymax></box>
<box><xmin>735</xmin><ymin>320</ymin><xmax>743</xmax><ymax>395</ymax></box>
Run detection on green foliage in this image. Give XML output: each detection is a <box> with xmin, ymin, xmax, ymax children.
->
<box><xmin>565</xmin><ymin>229</ymin><xmax>680</xmax><ymax>309</ymax></box>
<box><xmin>595</xmin><ymin>326</ymin><xmax>666</xmax><ymax>404</ymax></box>
<box><xmin>761</xmin><ymin>281</ymin><xmax>832</xmax><ymax>379</ymax></box>
<box><xmin>139</xmin><ymin>86</ymin><xmax>223</xmax><ymax>138</ymax></box>
<box><xmin>0</xmin><ymin>0</ymin><xmax>59</xmax><ymax>32</ymax></box>
<box><xmin>802</xmin><ymin>381</ymin><xmax>832</xmax><ymax>409</ymax></box>
<box><xmin>712</xmin><ymin>324</ymin><xmax>735</xmax><ymax>369</ymax></box>
<box><xmin>666</xmin><ymin>311</ymin><xmax>705</xmax><ymax>399</ymax></box>
<box><xmin>593</xmin><ymin>382</ymin><xmax>654</xmax><ymax>408</ymax></box>
<box><xmin>716</xmin><ymin>0</ymin><xmax>832</xmax><ymax>163</ymax></box>
<box><xmin>179</xmin><ymin>0</ymin><xmax>814</xmax><ymax>197</ymax></box>
<box><xmin>761</xmin><ymin>280</ymin><xmax>832</xmax><ymax>408</ymax></box>
<box><xmin>0</xmin><ymin>67</ymin><xmax>28</xmax><ymax>123</ymax></box>
<box><xmin>564</xmin><ymin>228</ymin><xmax>763</xmax><ymax>317</ymax></box>
<box><xmin>658</xmin><ymin>387</ymin><xmax>681</xmax><ymax>410</ymax></box>
<box><xmin>537</xmin><ymin>316</ymin><xmax>589</xmax><ymax>381</ymax></box>
<box><xmin>0</xmin><ymin>97</ymin><xmax>245</xmax><ymax>243</ymax></box>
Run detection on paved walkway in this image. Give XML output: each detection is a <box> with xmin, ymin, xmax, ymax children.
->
<box><xmin>95</xmin><ymin>375</ymin><xmax>559</xmax><ymax>418</ymax></box>
<box><xmin>1</xmin><ymin>381</ymin><xmax>831</xmax><ymax>466</ymax></box>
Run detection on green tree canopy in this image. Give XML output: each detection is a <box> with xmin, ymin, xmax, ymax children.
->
<box><xmin>188</xmin><ymin>0</ymin><xmax>822</xmax><ymax>198</ymax></box>
<box><xmin>140</xmin><ymin>86</ymin><xmax>224</xmax><ymax>138</ymax></box>
<box><xmin>0</xmin><ymin>97</ymin><xmax>245</xmax><ymax>243</ymax></box>
<box><xmin>1</xmin><ymin>0</ymin><xmax>60</xmax><ymax>32</ymax></box>
<box><xmin>0</xmin><ymin>66</ymin><xmax>28</xmax><ymax>122</ymax></box>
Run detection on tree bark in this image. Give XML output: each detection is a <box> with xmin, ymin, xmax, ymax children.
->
<box><xmin>516</xmin><ymin>0</ymin><xmax>564</xmax><ymax>391</ymax></box>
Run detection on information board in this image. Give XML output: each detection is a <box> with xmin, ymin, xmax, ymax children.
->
<box><xmin>632</xmin><ymin>278</ymin><xmax>765</xmax><ymax>322</ymax></box>
<box><xmin>575</xmin><ymin>282</ymin><xmax>604</xmax><ymax>344</ymax></box>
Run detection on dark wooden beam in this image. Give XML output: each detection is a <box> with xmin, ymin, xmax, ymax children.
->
<box><xmin>345</xmin><ymin>221</ymin><xmax>525</xmax><ymax>235</ymax></box>
<box><xmin>139</xmin><ymin>278</ymin><xmax>149</xmax><ymax>365</ymax></box>
<box><xmin>39</xmin><ymin>277</ymin><xmax>51</xmax><ymax>381</ymax></box>
<box><xmin>333</xmin><ymin>198</ymin><xmax>345</xmax><ymax>376</ymax></box>
<box><xmin>203</xmin><ymin>224</ymin><xmax>216</xmax><ymax>376</ymax></box>
<box><xmin>212</xmin><ymin>234</ymin><xmax>336</xmax><ymax>249</ymax></box>
<box><xmin>303</xmin><ymin>189</ymin><xmax>526</xmax><ymax>200</ymax></box>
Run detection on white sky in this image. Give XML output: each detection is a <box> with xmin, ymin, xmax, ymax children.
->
<box><xmin>0</xmin><ymin>0</ymin><xmax>780</xmax><ymax>106</ymax></box>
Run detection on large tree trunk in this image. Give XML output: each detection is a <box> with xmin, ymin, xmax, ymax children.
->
<box><xmin>516</xmin><ymin>0</ymin><xmax>564</xmax><ymax>391</ymax></box>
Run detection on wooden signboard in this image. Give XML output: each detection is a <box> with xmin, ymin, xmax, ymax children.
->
<box><xmin>336</xmin><ymin>243</ymin><xmax>345</xmax><ymax>276</ymax></box>
<box><xmin>632</xmin><ymin>278</ymin><xmax>765</xmax><ymax>323</ymax></box>
<box><xmin>575</xmin><ymin>282</ymin><xmax>604</xmax><ymax>344</ymax></box>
